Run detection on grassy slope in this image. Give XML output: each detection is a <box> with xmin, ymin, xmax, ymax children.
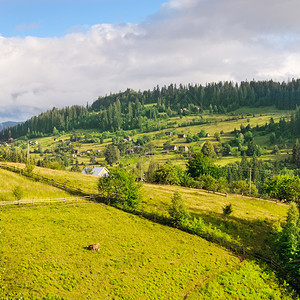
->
<box><xmin>141</xmin><ymin>184</ymin><xmax>289</xmax><ymax>253</ymax></box>
<box><xmin>0</xmin><ymin>168</ymin><xmax>71</xmax><ymax>201</ymax></box>
<box><xmin>0</xmin><ymin>204</ymin><xmax>239</xmax><ymax>299</ymax></box>
<box><xmin>4</xmin><ymin>163</ymin><xmax>289</xmax><ymax>253</ymax></box>
<box><xmin>0</xmin><ymin>204</ymin><xmax>293</xmax><ymax>300</ymax></box>
<box><xmin>0</xmin><ymin>167</ymin><xmax>295</xmax><ymax>299</ymax></box>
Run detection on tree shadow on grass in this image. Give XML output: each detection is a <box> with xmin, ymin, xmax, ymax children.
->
<box><xmin>188</xmin><ymin>207</ymin><xmax>276</xmax><ymax>255</ymax></box>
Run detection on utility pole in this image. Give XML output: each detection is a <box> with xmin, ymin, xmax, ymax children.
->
<box><xmin>249</xmin><ymin>168</ymin><xmax>252</xmax><ymax>196</ymax></box>
<box><xmin>27</xmin><ymin>142</ymin><xmax>30</xmax><ymax>164</ymax></box>
<box><xmin>140</xmin><ymin>158</ymin><xmax>143</xmax><ymax>181</ymax></box>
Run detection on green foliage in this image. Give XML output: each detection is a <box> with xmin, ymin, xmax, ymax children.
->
<box><xmin>214</xmin><ymin>132</ymin><xmax>221</xmax><ymax>142</ymax></box>
<box><xmin>83</xmin><ymin>166</ymin><xmax>93</xmax><ymax>175</ymax></box>
<box><xmin>13</xmin><ymin>185</ymin><xmax>24</xmax><ymax>200</ymax></box>
<box><xmin>24</xmin><ymin>163</ymin><xmax>34</xmax><ymax>177</ymax></box>
<box><xmin>264</xmin><ymin>175</ymin><xmax>300</xmax><ymax>204</ymax></box>
<box><xmin>169</xmin><ymin>191</ymin><xmax>190</xmax><ymax>226</ymax></box>
<box><xmin>292</xmin><ymin>139</ymin><xmax>300</xmax><ymax>167</ymax></box>
<box><xmin>187</xmin><ymin>152</ymin><xmax>225</xmax><ymax>179</ymax></box>
<box><xmin>222</xmin><ymin>204</ymin><xmax>233</xmax><ymax>216</ymax></box>
<box><xmin>230</xmin><ymin>180</ymin><xmax>258</xmax><ymax>196</ymax></box>
<box><xmin>201</xmin><ymin>141</ymin><xmax>216</xmax><ymax>157</ymax></box>
<box><xmin>145</xmin><ymin>160</ymin><xmax>159</xmax><ymax>182</ymax></box>
<box><xmin>98</xmin><ymin>169</ymin><xmax>141</xmax><ymax>209</ymax></box>
<box><xmin>273</xmin><ymin>203</ymin><xmax>300</xmax><ymax>291</ymax></box>
<box><xmin>153</xmin><ymin>162</ymin><xmax>181</xmax><ymax>185</ymax></box>
<box><xmin>104</xmin><ymin>144</ymin><xmax>120</xmax><ymax>165</ymax></box>
<box><xmin>193</xmin><ymin>261</ymin><xmax>296</xmax><ymax>299</ymax></box>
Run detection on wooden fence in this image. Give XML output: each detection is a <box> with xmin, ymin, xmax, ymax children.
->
<box><xmin>0</xmin><ymin>162</ymin><xmax>88</xmax><ymax>196</ymax></box>
<box><xmin>1</xmin><ymin>196</ymin><xmax>91</xmax><ymax>206</ymax></box>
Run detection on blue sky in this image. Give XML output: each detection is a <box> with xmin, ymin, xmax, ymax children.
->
<box><xmin>0</xmin><ymin>0</ymin><xmax>299</xmax><ymax>122</ymax></box>
<box><xmin>0</xmin><ymin>0</ymin><xmax>166</xmax><ymax>37</ymax></box>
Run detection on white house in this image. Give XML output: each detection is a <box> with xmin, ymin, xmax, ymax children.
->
<box><xmin>82</xmin><ymin>167</ymin><xmax>110</xmax><ymax>177</ymax></box>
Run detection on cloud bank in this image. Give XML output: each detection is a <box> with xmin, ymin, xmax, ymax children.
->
<box><xmin>0</xmin><ymin>0</ymin><xmax>300</xmax><ymax>122</ymax></box>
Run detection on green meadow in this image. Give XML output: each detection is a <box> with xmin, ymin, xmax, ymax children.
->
<box><xmin>0</xmin><ymin>168</ymin><xmax>71</xmax><ymax>202</ymax></box>
<box><xmin>0</xmin><ymin>166</ymin><xmax>297</xmax><ymax>299</ymax></box>
<box><xmin>0</xmin><ymin>203</ymin><xmax>294</xmax><ymax>299</ymax></box>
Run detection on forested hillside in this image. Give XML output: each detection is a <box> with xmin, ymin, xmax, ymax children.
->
<box><xmin>2</xmin><ymin>79</ymin><xmax>300</xmax><ymax>139</ymax></box>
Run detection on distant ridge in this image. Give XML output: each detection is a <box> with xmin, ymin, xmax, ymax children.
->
<box><xmin>0</xmin><ymin>121</ymin><xmax>19</xmax><ymax>130</ymax></box>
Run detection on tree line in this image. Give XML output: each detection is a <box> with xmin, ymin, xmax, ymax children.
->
<box><xmin>2</xmin><ymin>79</ymin><xmax>300</xmax><ymax>139</ymax></box>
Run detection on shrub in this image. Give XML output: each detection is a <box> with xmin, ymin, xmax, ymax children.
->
<box><xmin>13</xmin><ymin>186</ymin><xmax>24</xmax><ymax>200</ymax></box>
<box><xmin>223</xmin><ymin>204</ymin><xmax>233</xmax><ymax>216</ymax></box>
<box><xmin>169</xmin><ymin>191</ymin><xmax>190</xmax><ymax>226</ymax></box>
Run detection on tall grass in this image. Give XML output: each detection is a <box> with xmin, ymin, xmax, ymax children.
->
<box><xmin>0</xmin><ymin>168</ymin><xmax>70</xmax><ymax>201</ymax></box>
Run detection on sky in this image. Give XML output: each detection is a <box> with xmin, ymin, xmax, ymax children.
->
<box><xmin>0</xmin><ymin>0</ymin><xmax>300</xmax><ymax>122</ymax></box>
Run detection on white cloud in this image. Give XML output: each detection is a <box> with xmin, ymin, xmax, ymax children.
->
<box><xmin>0</xmin><ymin>0</ymin><xmax>300</xmax><ymax>122</ymax></box>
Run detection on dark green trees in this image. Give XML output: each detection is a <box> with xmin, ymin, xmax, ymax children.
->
<box><xmin>187</xmin><ymin>153</ymin><xmax>225</xmax><ymax>179</ymax></box>
<box><xmin>274</xmin><ymin>203</ymin><xmax>300</xmax><ymax>291</ymax></box>
<box><xmin>104</xmin><ymin>144</ymin><xmax>120</xmax><ymax>165</ymax></box>
<box><xmin>264</xmin><ymin>175</ymin><xmax>300</xmax><ymax>206</ymax></box>
<box><xmin>201</xmin><ymin>141</ymin><xmax>216</xmax><ymax>157</ymax></box>
<box><xmin>292</xmin><ymin>139</ymin><xmax>300</xmax><ymax>167</ymax></box>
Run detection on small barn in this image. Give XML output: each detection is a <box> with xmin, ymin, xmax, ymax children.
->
<box><xmin>178</xmin><ymin>145</ymin><xmax>189</xmax><ymax>152</ymax></box>
<box><xmin>163</xmin><ymin>145</ymin><xmax>177</xmax><ymax>151</ymax></box>
<box><xmin>178</xmin><ymin>134</ymin><xmax>186</xmax><ymax>138</ymax></box>
<box><xmin>82</xmin><ymin>167</ymin><xmax>110</xmax><ymax>177</ymax></box>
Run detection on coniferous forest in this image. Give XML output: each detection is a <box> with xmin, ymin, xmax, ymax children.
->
<box><xmin>2</xmin><ymin>79</ymin><xmax>300</xmax><ymax>139</ymax></box>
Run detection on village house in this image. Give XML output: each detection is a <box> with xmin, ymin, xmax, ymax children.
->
<box><xmin>72</xmin><ymin>149</ymin><xmax>79</xmax><ymax>154</ymax></box>
<box><xmin>163</xmin><ymin>145</ymin><xmax>177</xmax><ymax>151</ymax></box>
<box><xmin>133</xmin><ymin>146</ymin><xmax>142</xmax><ymax>152</ymax></box>
<box><xmin>177</xmin><ymin>133</ymin><xmax>186</xmax><ymax>138</ymax></box>
<box><xmin>178</xmin><ymin>145</ymin><xmax>189</xmax><ymax>152</ymax></box>
<box><xmin>165</xmin><ymin>132</ymin><xmax>173</xmax><ymax>136</ymax></box>
<box><xmin>82</xmin><ymin>166</ymin><xmax>110</xmax><ymax>177</ymax></box>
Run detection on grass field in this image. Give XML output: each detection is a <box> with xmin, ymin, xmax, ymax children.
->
<box><xmin>0</xmin><ymin>204</ymin><xmax>294</xmax><ymax>299</ymax></box>
<box><xmin>0</xmin><ymin>168</ymin><xmax>71</xmax><ymax>201</ymax></box>
<box><xmin>3</xmin><ymin>163</ymin><xmax>289</xmax><ymax>254</ymax></box>
<box><xmin>140</xmin><ymin>183</ymin><xmax>289</xmax><ymax>253</ymax></box>
<box><xmin>0</xmin><ymin>166</ymin><xmax>296</xmax><ymax>299</ymax></box>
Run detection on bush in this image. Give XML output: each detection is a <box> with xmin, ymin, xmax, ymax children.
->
<box><xmin>169</xmin><ymin>191</ymin><xmax>190</xmax><ymax>226</ymax></box>
<box><xmin>223</xmin><ymin>204</ymin><xmax>233</xmax><ymax>216</ymax></box>
<box><xmin>13</xmin><ymin>186</ymin><xmax>24</xmax><ymax>200</ymax></box>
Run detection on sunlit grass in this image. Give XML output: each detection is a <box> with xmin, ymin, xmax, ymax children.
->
<box><xmin>1</xmin><ymin>204</ymin><xmax>240</xmax><ymax>299</ymax></box>
<box><xmin>141</xmin><ymin>183</ymin><xmax>289</xmax><ymax>252</ymax></box>
<box><xmin>0</xmin><ymin>168</ymin><xmax>71</xmax><ymax>201</ymax></box>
